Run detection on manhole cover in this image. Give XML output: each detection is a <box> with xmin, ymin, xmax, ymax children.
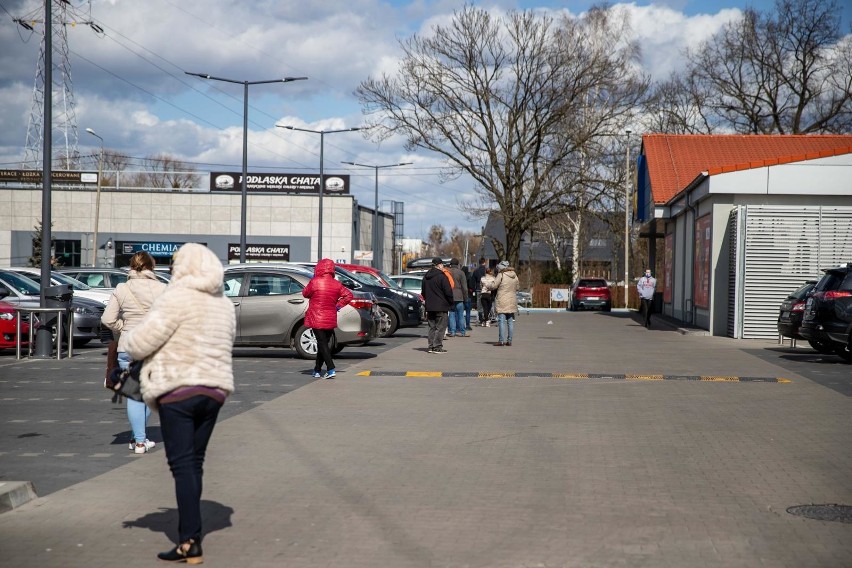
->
<box><xmin>786</xmin><ymin>504</ymin><xmax>852</xmax><ymax>523</ymax></box>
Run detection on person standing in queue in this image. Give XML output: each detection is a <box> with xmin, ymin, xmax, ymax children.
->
<box><xmin>421</xmin><ymin>257</ymin><xmax>454</xmax><ymax>354</ymax></box>
<box><xmin>119</xmin><ymin>243</ymin><xmax>236</xmax><ymax>564</ymax></box>
<box><xmin>101</xmin><ymin>251</ymin><xmax>167</xmax><ymax>454</ymax></box>
<box><xmin>637</xmin><ymin>268</ymin><xmax>657</xmax><ymax>329</ymax></box>
<box><xmin>302</xmin><ymin>258</ymin><xmax>354</xmax><ymax>379</ymax></box>
<box><xmin>446</xmin><ymin>258</ymin><xmax>469</xmax><ymax>337</ymax></box>
<box><xmin>489</xmin><ymin>260</ymin><xmax>519</xmax><ymax>346</ymax></box>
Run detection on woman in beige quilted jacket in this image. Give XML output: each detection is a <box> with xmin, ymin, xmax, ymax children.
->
<box><xmin>120</xmin><ymin>243</ymin><xmax>235</xmax><ymax>564</ymax></box>
<box><xmin>488</xmin><ymin>261</ymin><xmax>519</xmax><ymax>346</ymax></box>
<box><xmin>101</xmin><ymin>251</ymin><xmax>166</xmax><ymax>454</ymax></box>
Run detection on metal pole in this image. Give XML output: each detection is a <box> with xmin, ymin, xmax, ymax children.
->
<box><xmin>373</xmin><ymin>166</ymin><xmax>379</xmax><ymax>269</ymax></box>
<box><xmin>35</xmin><ymin>0</ymin><xmax>54</xmax><ymax>358</ymax></box>
<box><xmin>240</xmin><ymin>81</ymin><xmax>249</xmax><ymax>263</ymax></box>
<box><xmin>86</xmin><ymin>128</ymin><xmax>103</xmax><ymax>267</ymax></box>
<box><xmin>318</xmin><ymin>130</ymin><xmax>324</xmax><ymax>259</ymax></box>
<box><xmin>624</xmin><ymin>130</ymin><xmax>631</xmax><ymax>310</ymax></box>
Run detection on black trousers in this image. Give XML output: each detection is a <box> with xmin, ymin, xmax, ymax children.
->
<box><xmin>641</xmin><ymin>298</ymin><xmax>653</xmax><ymax>327</ymax></box>
<box><xmin>313</xmin><ymin>328</ymin><xmax>334</xmax><ymax>372</ymax></box>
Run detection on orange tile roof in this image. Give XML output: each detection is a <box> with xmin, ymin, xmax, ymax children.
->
<box><xmin>642</xmin><ymin>134</ymin><xmax>852</xmax><ymax>204</ymax></box>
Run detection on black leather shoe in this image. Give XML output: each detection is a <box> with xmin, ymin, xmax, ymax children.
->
<box><xmin>157</xmin><ymin>539</ymin><xmax>203</xmax><ymax>564</ymax></box>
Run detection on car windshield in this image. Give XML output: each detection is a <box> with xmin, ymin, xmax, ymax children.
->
<box><xmin>50</xmin><ymin>271</ymin><xmax>91</xmax><ymax>290</ymax></box>
<box><xmin>353</xmin><ymin>270</ymin><xmax>385</xmax><ymax>287</ymax></box>
<box><xmin>380</xmin><ymin>271</ymin><xmax>404</xmax><ymax>289</ymax></box>
<box><xmin>578</xmin><ymin>279</ymin><xmax>607</xmax><ymax>288</ymax></box>
<box><xmin>0</xmin><ymin>271</ymin><xmax>40</xmax><ymax>295</ymax></box>
<box><xmin>789</xmin><ymin>282</ymin><xmax>816</xmax><ymax>299</ymax></box>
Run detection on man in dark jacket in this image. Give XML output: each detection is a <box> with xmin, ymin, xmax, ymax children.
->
<box><xmin>421</xmin><ymin>257</ymin><xmax>454</xmax><ymax>354</ymax></box>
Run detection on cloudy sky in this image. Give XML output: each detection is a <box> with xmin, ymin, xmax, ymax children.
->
<box><xmin>0</xmin><ymin>0</ymin><xmax>838</xmax><ymax>239</ymax></box>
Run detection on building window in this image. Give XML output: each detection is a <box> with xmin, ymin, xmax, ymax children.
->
<box><xmin>589</xmin><ymin>239</ymin><xmax>607</xmax><ymax>247</ymax></box>
<box><xmin>54</xmin><ymin>239</ymin><xmax>81</xmax><ymax>267</ymax></box>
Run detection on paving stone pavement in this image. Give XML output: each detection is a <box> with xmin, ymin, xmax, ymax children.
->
<box><xmin>0</xmin><ymin>311</ymin><xmax>850</xmax><ymax>567</ymax></box>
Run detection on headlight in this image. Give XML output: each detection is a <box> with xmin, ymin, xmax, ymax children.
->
<box><xmin>0</xmin><ymin>313</ymin><xmax>14</xmax><ymax>320</ymax></box>
<box><xmin>72</xmin><ymin>306</ymin><xmax>96</xmax><ymax>315</ymax></box>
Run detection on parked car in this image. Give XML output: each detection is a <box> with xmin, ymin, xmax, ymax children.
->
<box><xmin>389</xmin><ymin>273</ymin><xmax>423</xmax><ymax>293</ymax></box>
<box><xmin>0</xmin><ymin>300</ymin><xmax>31</xmax><ymax>352</ymax></box>
<box><xmin>516</xmin><ymin>291</ymin><xmax>533</xmax><ymax>308</ymax></box>
<box><xmin>0</xmin><ymin>270</ymin><xmax>104</xmax><ymax>347</ymax></box>
<box><xmin>568</xmin><ymin>278</ymin><xmax>612</xmax><ymax>312</ymax></box>
<box><xmin>57</xmin><ymin>267</ymin><xmax>170</xmax><ymax>288</ymax></box>
<box><xmin>405</xmin><ymin>256</ymin><xmax>452</xmax><ymax>272</ymax></box>
<box><xmin>8</xmin><ymin>267</ymin><xmax>112</xmax><ymax>306</ymax></box>
<box><xmin>223</xmin><ymin>264</ymin><xmax>378</xmax><ymax>359</ymax></box>
<box><xmin>289</xmin><ymin>263</ymin><xmax>423</xmax><ymax>337</ymax></box>
<box><xmin>776</xmin><ymin>280</ymin><xmax>826</xmax><ymax>349</ymax></box>
<box><xmin>800</xmin><ymin>263</ymin><xmax>852</xmax><ymax>362</ymax></box>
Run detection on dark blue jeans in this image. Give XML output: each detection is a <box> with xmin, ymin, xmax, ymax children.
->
<box><xmin>158</xmin><ymin>395</ymin><xmax>223</xmax><ymax>543</ymax></box>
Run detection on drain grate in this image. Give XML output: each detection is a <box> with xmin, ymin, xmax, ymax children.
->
<box><xmin>786</xmin><ymin>504</ymin><xmax>852</xmax><ymax>523</ymax></box>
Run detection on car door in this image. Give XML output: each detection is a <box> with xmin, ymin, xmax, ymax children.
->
<box><xmin>234</xmin><ymin>271</ymin><xmax>306</xmax><ymax>345</ymax></box>
<box><xmin>223</xmin><ymin>272</ymin><xmax>246</xmax><ymax>341</ymax></box>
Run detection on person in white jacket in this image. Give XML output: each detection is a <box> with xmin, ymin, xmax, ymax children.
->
<box><xmin>120</xmin><ymin>243</ymin><xmax>235</xmax><ymax>564</ymax></box>
<box><xmin>101</xmin><ymin>251</ymin><xmax>166</xmax><ymax>454</ymax></box>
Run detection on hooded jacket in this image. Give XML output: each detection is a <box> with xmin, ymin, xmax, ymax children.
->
<box><xmin>302</xmin><ymin>258</ymin><xmax>353</xmax><ymax>330</ymax></box>
<box><xmin>119</xmin><ymin>243</ymin><xmax>236</xmax><ymax>408</ymax></box>
<box><xmin>447</xmin><ymin>263</ymin><xmax>468</xmax><ymax>302</ymax></box>
<box><xmin>489</xmin><ymin>266</ymin><xmax>520</xmax><ymax>314</ymax></box>
<box><xmin>421</xmin><ymin>266</ymin><xmax>454</xmax><ymax>312</ymax></box>
<box><xmin>101</xmin><ymin>269</ymin><xmax>167</xmax><ymax>336</ymax></box>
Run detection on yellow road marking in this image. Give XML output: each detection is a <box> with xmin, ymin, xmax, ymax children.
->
<box><xmin>625</xmin><ymin>374</ymin><xmax>664</xmax><ymax>381</ymax></box>
<box><xmin>700</xmin><ymin>376</ymin><xmax>740</xmax><ymax>382</ymax></box>
<box><xmin>552</xmin><ymin>373</ymin><xmax>589</xmax><ymax>379</ymax></box>
<box><xmin>356</xmin><ymin>371</ymin><xmax>371</xmax><ymax>376</ymax></box>
<box><xmin>405</xmin><ymin>371</ymin><xmax>442</xmax><ymax>377</ymax></box>
<box><xmin>479</xmin><ymin>372</ymin><xmax>515</xmax><ymax>378</ymax></box>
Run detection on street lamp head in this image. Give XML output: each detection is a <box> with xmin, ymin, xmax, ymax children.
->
<box><xmin>185</xmin><ymin>72</ymin><xmax>211</xmax><ymax>79</ymax></box>
<box><xmin>282</xmin><ymin>77</ymin><xmax>308</xmax><ymax>82</ymax></box>
<box><xmin>85</xmin><ymin>128</ymin><xmax>103</xmax><ymax>142</ymax></box>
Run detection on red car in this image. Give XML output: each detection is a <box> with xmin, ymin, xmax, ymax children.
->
<box><xmin>568</xmin><ymin>278</ymin><xmax>612</xmax><ymax>312</ymax></box>
<box><xmin>0</xmin><ymin>300</ymin><xmax>31</xmax><ymax>351</ymax></box>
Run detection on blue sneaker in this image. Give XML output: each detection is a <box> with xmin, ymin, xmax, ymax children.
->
<box><xmin>313</xmin><ymin>371</ymin><xmax>322</xmax><ymax>378</ymax></box>
<box><xmin>323</xmin><ymin>369</ymin><xmax>336</xmax><ymax>379</ymax></box>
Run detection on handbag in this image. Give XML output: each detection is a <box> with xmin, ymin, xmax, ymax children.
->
<box><xmin>107</xmin><ymin>360</ymin><xmax>144</xmax><ymax>402</ymax></box>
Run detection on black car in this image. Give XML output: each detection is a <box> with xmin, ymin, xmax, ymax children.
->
<box><xmin>292</xmin><ymin>263</ymin><xmax>423</xmax><ymax>337</ymax></box>
<box><xmin>776</xmin><ymin>280</ymin><xmax>823</xmax><ymax>347</ymax></box>
<box><xmin>799</xmin><ymin>263</ymin><xmax>852</xmax><ymax>362</ymax></box>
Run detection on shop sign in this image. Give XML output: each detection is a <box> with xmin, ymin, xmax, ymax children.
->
<box><xmin>120</xmin><ymin>241</ymin><xmax>187</xmax><ymax>258</ymax></box>
<box><xmin>210</xmin><ymin>172</ymin><xmax>349</xmax><ymax>194</ymax></box>
<box><xmin>0</xmin><ymin>169</ymin><xmax>98</xmax><ymax>184</ymax></box>
<box><xmin>228</xmin><ymin>244</ymin><xmax>290</xmax><ymax>262</ymax></box>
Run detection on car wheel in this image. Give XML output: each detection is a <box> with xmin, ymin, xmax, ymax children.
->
<box><xmin>807</xmin><ymin>338</ymin><xmax>836</xmax><ymax>354</ymax></box>
<box><xmin>836</xmin><ymin>340</ymin><xmax>852</xmax><ymax>362</ymax></box>
<box><xmin>378</xmin><ymin>306</ymin><xmax>398</xmax><ymax>337</ymax></box>
<box><xmin>293</xmin><ymin>325</ymin><xmax>317</xmax><ymax>359</ymax></box>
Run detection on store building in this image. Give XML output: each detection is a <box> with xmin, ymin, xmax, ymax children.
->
<box><xmin>635</xmin><ymin>134</ymin><xmax>852</xmax><ymax>338</ymax></box>
<box><xmin>0</xmin><ymin>170</ymin><xmax>397</xmax><ymax>272</ymax></box>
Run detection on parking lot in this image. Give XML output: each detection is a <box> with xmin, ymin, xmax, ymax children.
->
<box><xmin>1</xmin><ymin>311</ymin><xmax>850</xmax><ymax>568</ymax></box>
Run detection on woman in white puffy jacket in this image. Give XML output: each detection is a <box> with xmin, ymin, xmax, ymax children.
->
<box><xmin>120</xmin><ymin>243</ymin><xmax>235</xmax><ymax>564</ymax></box>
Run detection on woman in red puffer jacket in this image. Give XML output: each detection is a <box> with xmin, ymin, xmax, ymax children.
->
<box><xmin>302</xmin><ymin>258</ymin><xmax>353</xmax><ymax>379</ymax></box>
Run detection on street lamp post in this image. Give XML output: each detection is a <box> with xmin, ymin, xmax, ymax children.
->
<box><xmin>624</xmin><ymin>129</ymin><xmax>632</xmax><ymax>309</ymax></box>
<box><xmin>186</xmin><ymin>72</ymin><xmax>307</xmax><ymax>262</ymax></box>
<box><xmin>85</xmin><ymin>128</ymin><xmax>103</xmax><ymax>267</ymax></box>
<box><xmin>278</xmin><ymin>125</ymin><xmax>361</xmax><ymax>259</ymax></box>
<box><xmin>341</xmin><ymin>161</ymin><xmax>411</xmax><ymax>270</ymax></box>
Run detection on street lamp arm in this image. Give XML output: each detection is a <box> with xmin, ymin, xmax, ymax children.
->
<box><xmin>185</xmin><ymin>72</ymin><xmax>308</xmax><ymax>86</ymax></box>
<box><xmin>278</xmin><ymin>125</ymin><xmax>362</xmax><ymax>134</ymax></box>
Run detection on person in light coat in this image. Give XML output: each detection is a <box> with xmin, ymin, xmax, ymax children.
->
<box><xmin>488</xmin><ymin>260</ymin><xmax>519</xmax><ymax>346</ymax></box>
<box><xmin>101</xmin><ymin>251</ymin><xmax>167</xmax><ymax>454</ymax></box>
<box><xmin>120</xmin><ymin>243</ymin><xmax>235</xmax><ymax>564</ymax></box>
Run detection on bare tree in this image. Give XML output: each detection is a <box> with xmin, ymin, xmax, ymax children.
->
<box><xmin>653</xmin><ymin>0</ymin><xmax>852</xmax><ymax>134</ymax></box>
<box><xmin>356</xmin><ymin>5</ymin><xmax>648</xmax><ymax>268</ymax></box>
<box><xmin>126</xmin><ymin>153</ymin><xmax>200</xmax><ymax>189</ymax></box>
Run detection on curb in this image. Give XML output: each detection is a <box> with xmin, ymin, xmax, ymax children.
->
<box><xmin>0</xmin><ymin>481</ymin><xmax>37</xmax><ymax>514</ymax></box>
